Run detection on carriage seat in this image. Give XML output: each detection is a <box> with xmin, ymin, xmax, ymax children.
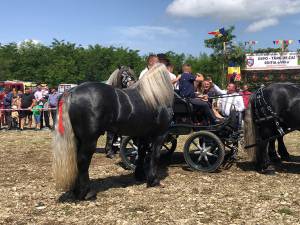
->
<box><xmin>173</xmin><ymin>92</ymin><xmax>193</xmax><ymax>115</ymax></box>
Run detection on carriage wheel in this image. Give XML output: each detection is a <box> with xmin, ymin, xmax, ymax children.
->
<box><xmin>183</xmin><ymin>131</ymin><xmax>225</xmax><ymax>172</ymax></box>
<box><xmin>160</xmin><ymin>134</ymin><xmax>177</xmax><ymax>157</ymax></box>
<box><xmin>119</xmin><ymin>136</ymin><xmax>138</xmax><ymax>170</ymax></box>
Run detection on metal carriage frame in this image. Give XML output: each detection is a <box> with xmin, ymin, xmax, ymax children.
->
<box><xmin>120</xmin><ymin>93</ymin><xmax>243</xmax><ymax>172</ymax></box>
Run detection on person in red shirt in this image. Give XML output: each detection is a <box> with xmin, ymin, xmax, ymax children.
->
<box><xmin>240</xmin><ymin>84</ymin><xmax>252</xmax><ymax>109</ymax></box>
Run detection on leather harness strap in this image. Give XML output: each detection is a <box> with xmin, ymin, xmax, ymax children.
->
<box><xmin>254</xmin><ymin>87</ymin><xmax>285</xmax><ymax>136</ymax></box>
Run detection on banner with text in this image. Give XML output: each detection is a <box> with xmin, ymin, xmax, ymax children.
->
<box><xmin>245</xmin><ymin>52</ymin><xmax>300</xmax><ymax>70</ymax></box>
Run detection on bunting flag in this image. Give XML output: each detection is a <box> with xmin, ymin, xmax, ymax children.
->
<box><xmin>208</xmin><ymin>27</ymin><xmax>226</xmax><ymax>37</ymax></box>
<box><xmin>244</xmin><ymin>41</ymin><xmax>258</xmax><ymax>45</ymax></box>
<box><xmin>273</xmin><ymin>40</ymin><xmax>294</xmax><ymax>45</ymax></box>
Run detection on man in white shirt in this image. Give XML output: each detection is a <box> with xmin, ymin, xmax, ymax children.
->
<box><xmin>139</xmin><ymin>54</ymin><xmax>159</xmax><ymax>79</ymax></box>
<box><xmin>166</xmin><ymin>63</ymin><xmax>180</xmax><ymax>89</ymax></box>
<box><xmin>34</xmin><ymin>84</ymin><xmax>44</xmax><ymax>103</ymax></box>
<box><xmin>214</xmin><ymin>83</ymin><xmax>245</xmax><ymax>117</ymax></box>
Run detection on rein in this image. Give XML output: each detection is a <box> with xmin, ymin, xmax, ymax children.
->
<box><xmin>207</xmin><ymin>93</ymin><xmax>251</xmax><ymax>100</ymax></box>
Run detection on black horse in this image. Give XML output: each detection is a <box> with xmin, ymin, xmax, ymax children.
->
<box><xmin>105</xmin><ymin>66</ymin><xmax>136</xmax><ymax>158</ymax></box>
<box><xmin>268</xmin><ymin>136</ymin><xmax>290</xmax><ymax>163</ymax></box>
<box><xmin>53</xmin><ymin>63</ymin><xmax>174</xmax><ymax>200</ymax></box>
<box><xmin>244</xmin><ymin>83</ymin><xmax>300</xmax><ymax>174</ymax></box>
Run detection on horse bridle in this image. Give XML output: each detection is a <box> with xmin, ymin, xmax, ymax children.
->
<box><xmin>119</xmin><ymin>67</ymin><xmax>136</xmax><ymax>88</ymax></box>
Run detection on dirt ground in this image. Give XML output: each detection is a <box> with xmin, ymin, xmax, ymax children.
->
<box><xmin>0</xmin><ymin>130</ymin><xmax>299</xmax><ymax>225</ymax></box>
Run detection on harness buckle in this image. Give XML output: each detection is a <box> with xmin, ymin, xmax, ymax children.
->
<box><xmin>275</xmin><ymin>121</ymin><xmax>285</xmax><ymax>136</ymax></box>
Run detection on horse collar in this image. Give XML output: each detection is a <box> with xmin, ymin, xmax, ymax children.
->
<box><xmin>254</xmin><ymin>87</ymin><xmax>285</xmax><ymax>136</ymax></box>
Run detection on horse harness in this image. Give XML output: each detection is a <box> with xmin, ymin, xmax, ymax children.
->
<box><xmin>253</xmin><ymin>87</ymin><xmax>286</xmax><ymax>137</ymax></box>
<box><xmin>119</xmin><ymin>68</ymin><xmax>135</xmax><ymax>88</ymax></box>
<box><xmin>245</xmin><ymin>86</ymin><xmax>297</xmax><ymax>149</ymax></box>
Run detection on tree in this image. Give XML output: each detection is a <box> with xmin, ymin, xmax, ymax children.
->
<box><xmin>204</xmin><ymin>26</ymin><xmax>245</xmax><ymax>86</ymax></box>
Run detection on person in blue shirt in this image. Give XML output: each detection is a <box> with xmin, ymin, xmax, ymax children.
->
<box><xmin>178</xmin><ymin>64</ymin><xmax>219</xmax><ymax>125</ymax></box>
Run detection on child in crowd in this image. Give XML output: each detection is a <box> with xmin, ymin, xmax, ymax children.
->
<box><xmin>32</xmin><ymin>99</ymin><xmax>42</xmax><ymax>130</ymax></box>
<box><xmin>11</xmin><ymin>95</ymin><xmax>21</xmax><ymax>129</ymax></box>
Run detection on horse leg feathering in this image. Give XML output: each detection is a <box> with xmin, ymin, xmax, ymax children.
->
<box><xmin>243</xmin><ymin>100</ymin><xmax>257</xmax><ymax>162</ymax></box>
<box><xmin>53</xmin><ymin>94</ymin><xmax>78</xmax><ymax>192</ymax></box>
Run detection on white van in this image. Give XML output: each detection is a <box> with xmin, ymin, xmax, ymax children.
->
<box><xmin>58</xmin><ymin>84</ymin><xmax>77</xmax><ymax>94</ymax></box>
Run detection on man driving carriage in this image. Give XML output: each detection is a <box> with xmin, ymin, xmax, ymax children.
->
<box><xmin>213</xmin><ymin>82</ymin><xmax>245</xmax><ymax>129</ymax></box>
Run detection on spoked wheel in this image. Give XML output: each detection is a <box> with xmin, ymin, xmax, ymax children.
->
<box><xmin>119</xmin><ymin>136</ymin><xmax>138</xmax><ymax>170</ymax></box>
<box><xmin>160</xmin><ymin>134</ymin><xmax>177</xmax><ymax>157</ymax></box>
<box><xmin>183</xmin><ymin>131</ymin><xmax>225</xmax><ymax>172</ymax></box>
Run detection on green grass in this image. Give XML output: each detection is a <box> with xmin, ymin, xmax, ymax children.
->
<box><xmin>278</xmin><ymin>207</ymin><xmax>293</xmax><ymax>216</ymax></box>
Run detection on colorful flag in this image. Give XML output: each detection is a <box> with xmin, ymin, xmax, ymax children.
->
<box><xmin>208</xmin><ymin>27</ymin><xmax>226</xmax><ymax>37</ymax></box>
<box><xmin>227</xmin><ymin>67</ymin><xmax>241</xmax><ymax>82</ymax></box>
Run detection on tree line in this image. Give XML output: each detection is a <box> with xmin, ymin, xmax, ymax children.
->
<box><xmin>1</xmin><ymin>27</ymin><xmax>295</xmax><ymax>87</ymax></box>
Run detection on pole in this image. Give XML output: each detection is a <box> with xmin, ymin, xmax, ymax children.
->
<box><xmin>222</xmin><ymin>41</ymin><xmax>226</xmax><ymax>87</ymax></box>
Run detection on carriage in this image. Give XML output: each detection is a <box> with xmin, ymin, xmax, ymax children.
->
<box><xmin>120</xmin><ymin>92</ymin><xmax>243</xmax><ymax>173</ymax></box>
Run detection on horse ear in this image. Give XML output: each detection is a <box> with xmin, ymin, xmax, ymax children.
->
<box><xmin>117</xmin><ymin>65</ymin><xmax>121</xmax><ymax>70</ymax></box>
<box><xmin>129</xmin><ymin>65</ymin><xmax>134</xmax><ymax>70</ymax></box>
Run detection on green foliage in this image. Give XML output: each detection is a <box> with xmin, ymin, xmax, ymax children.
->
<box><xmin>204</xmin><ymin>26</ymin><xmax>245</xmax><ymax>86</ymax></box>
<box><xmin>254</xmin><ymin>47</ymin><xmax>282</xmax><ymax>53</ymax></box>
<box><xmin>0</xmin><ymin>30</ymin><xmax>250</xmax><ymax>87</ymax></box>
<box><xmin>0</xmin><ymin>40</ymin><xmax>144</xmax><ymax>86</ymax></box>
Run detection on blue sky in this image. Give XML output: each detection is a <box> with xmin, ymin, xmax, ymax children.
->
<box><xmin>1</xmin><ymin>0</ymin><xmax>300</xmax><ymax>55</ymax></box>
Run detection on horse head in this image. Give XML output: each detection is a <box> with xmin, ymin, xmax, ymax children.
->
<box><xmin>118</xmin><ymin>66</ymin><xmax>136</xmax><ymax>88</ymax></box>
<box><xmin>107</xmin><ymin>66</ymin><xmax>136</xmax><ymax>88</ymax></box>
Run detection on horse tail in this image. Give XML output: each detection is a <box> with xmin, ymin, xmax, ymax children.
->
<box><xmin>244</xmin><ymin>98</ymin><xmax>257</xmax><ymax>162</ymax></box>
<box><xmin>52</xmin><ymin>93</ymin><xmax>78</xmax><ymax>191</ymax></box>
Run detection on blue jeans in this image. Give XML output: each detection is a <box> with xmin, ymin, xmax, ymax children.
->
<box><xmin>34</xmin><ymin>115</ymin><xmax>41</xmax><ymax>124</ymax></box>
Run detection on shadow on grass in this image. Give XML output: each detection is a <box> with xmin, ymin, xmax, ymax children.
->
<box><xmin>58</xmin><ymin>156</ymin><xmax>170</xmax><ymax>203</ymax></box>
<box><xmin>236</xmin><ymin>155</ymin><xmax>300</xmax><ymax>174</ymax></box>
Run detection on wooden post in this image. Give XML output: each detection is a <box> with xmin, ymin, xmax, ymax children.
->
<box><xmin>222</xmin><ymin>42</ymin><xmax>227</xmax><ymax>87</ymax></box>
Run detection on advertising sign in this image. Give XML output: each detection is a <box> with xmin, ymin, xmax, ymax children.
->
<box><xmin>246</xmin><ymin>52</ymin><xmax>300</xmax><ymax>70</ymax></box>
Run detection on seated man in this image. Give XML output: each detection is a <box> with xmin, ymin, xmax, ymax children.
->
<box><xmin>178</xmin><ymin>64</ymin><xmax>219</xmax><ymax>125</ymax></box>
<box><xmin>213</xmin><ymin>82</ymin><xmax>245</xmax><ymax>129</ymax></box>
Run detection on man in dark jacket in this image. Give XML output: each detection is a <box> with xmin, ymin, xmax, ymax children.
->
<box><xmin>178</xmin><ymin>64</ymin><xmax>219</xmax><ymax>125</ymax></box>
<box><xmin>20</xmin><ymin>88</ymin><xmax>34</xmax><ymax>130</ymax></box>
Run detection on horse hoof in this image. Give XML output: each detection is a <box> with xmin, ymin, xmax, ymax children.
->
<box><xmin>106</xmin><ymin>153</ymin><xmax>115</xmax><ymax>159</ymax></box>
<box><xmin>146</xmin><ymin>178</ymin><xmax>160</xmax><ymax>187</ymax></box>
<box><xmin>84</xmin><ymin>190</ymin><xmax>97</xmax><ymax>200</ymax></box>
<box><xmin>261</xmin><ymin>166</ymin><xmax>276</xmax><ymax>175</ymax></box>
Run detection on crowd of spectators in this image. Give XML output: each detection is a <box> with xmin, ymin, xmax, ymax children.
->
<box><xmin>0</xmin><ymin>84</ymin><xmax>59</xmax><ymax>131</ymax></box>
<box><xmin>0</xmin><ymin>54</ymin><xmax>252</xmax><ymax>131</ymax></box>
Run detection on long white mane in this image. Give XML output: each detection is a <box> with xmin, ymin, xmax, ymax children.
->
<box><xmin>106</xmin><ymin>68</ymin><xmax>120</xmax><ymax>86</ymax></box>
<box><xmin>131</xmin><ymin>63</ymin><xmax>174</xmax><ymax>109</ymax></box>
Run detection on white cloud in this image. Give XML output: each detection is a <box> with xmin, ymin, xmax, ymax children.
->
<box><xmin>166</xmin><ymin>0</ymin><xmax>300</xmax><ymax>32</ymax></box>
<box><xmin>17</xmin><ymin>39</ymin><xmax>41</xmax><ymax>47</ymax></box>
<box><xmin>110</xmin><ymin>26</ymin><xmax>192</xmax><ymax>54</ymax></box>
<box><xmin>246</xmin><ymin>18</ymin><xmax>278</xmax><ymax>32</ymax></box>
<box><xmin>116</xmin><ymin>26</ymin><xmax>187</xmax><ymax>40</ymax></box>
